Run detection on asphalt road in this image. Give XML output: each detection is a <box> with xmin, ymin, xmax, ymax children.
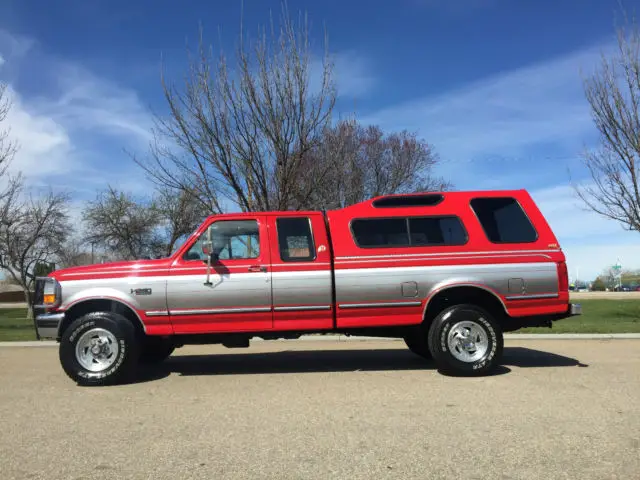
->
<box><xmin>1</xmin><ymin>339</ymin><xmax>639</xmax><ymax>480</ymax></box>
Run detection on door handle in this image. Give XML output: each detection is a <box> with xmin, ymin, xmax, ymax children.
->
<box><xmin>248</xmin><ymin>265</ymin><xmax>267</xmax><ymax>273</ymax></box>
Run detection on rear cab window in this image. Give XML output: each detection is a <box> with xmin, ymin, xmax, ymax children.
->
<box><xmin>276</xmin><ymin>217</ymin><xmax>316</xmax><ymax>262</ymax></box>
<box><xmin>470</xmin><ymin>197</ymin><xmax>537</xmax><ymax>243</ymax></box>
<box><xmin>351</xmin><ymin>216</ymin><xmax>467</xmax><ymax>248</ymax></box>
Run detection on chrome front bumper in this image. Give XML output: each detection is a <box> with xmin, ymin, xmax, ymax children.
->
<box><xmin>35</xmin><ymin>312</ymin><xmax>65</xmax><ymax>339</ymax></box>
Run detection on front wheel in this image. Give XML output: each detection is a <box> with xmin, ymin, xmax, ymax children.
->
<box><xmin>427</xmin><ymin>304</ymin><xmax>503</xmax><ymax>376</ymax></box>
<box><xmin>59</xmin><ymin>312</ymin><xmax>140</xmax><ymax>386</ymax></box>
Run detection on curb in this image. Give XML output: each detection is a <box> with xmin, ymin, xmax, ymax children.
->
<box><xmin>2</xmin><ymin>333</ymin><xmax>640</xmax><ymax>347</ymax></box>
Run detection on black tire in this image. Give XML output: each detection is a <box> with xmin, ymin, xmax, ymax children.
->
<box><xmin>139</xmin><ymin>337</ymin><xmax>175</xmax><ymax>364</ymax></box>
<box><xmin>427</xmin><ymin>304</ymin><xmax>503</xmax><ymax>376</ymax></box>
<box><xmin>403</xmin><ymin>331</ymin><xmax>432</xmax><ymax>360</ymax></box>
<box><xmin>59</xmin><ymin>312</ymin><xmax>140</xmax><ymax>386</ymax></box>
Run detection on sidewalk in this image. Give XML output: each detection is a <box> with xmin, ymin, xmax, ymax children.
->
<box><xmin>0</xmin><ymin>302</ymin><xmax>27</xmax><ymax>309</ymax></box>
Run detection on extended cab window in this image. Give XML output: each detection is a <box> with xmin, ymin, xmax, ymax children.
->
<box><xmin>352</xmin><ymin>218</ymin><xmax>409</xmax><ymax>247</ymax></box>
<box><xmin>470</xmin><ymin>197</ymin><xmax>537</xmax><ymax>243</ymax></box>
<box><xmin>185</xmin><ymin>220</ymin><xmax>260</xmax><ymax>261</ymax></box>
<box><xmin>351</xmin><ymin>216</ymin><xmax>466</xmax><ymax>248</ymax></box>
<box><xmin>409</xmin><ymin>216</ymin><xmax>467</xmax><ymax>246</ymax></box>
<box><xmin>277</xmin><ymin>217</ymin><xmax>316</xmax><ymax>262</ymax></box>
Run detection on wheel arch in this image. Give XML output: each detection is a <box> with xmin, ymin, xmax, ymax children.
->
<box><xmin>58</xmin><ymin>298</ymin><xmax>146</xmax><ymax>339</ymax></box>
<box><xmin>422</xmin><ymin>284</ymin><xmax>507</xmax><ymax>329</ymax></box>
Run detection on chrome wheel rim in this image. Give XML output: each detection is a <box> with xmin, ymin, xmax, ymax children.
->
<box><xmin>447</xmin><ymin>320</ymin><xmax>489</xmax><ymax>363</ymax></box>
<box><xmin>75</xmin><ymin>328</ymin><xmax>120</xmax><ymax>372</ymax></box>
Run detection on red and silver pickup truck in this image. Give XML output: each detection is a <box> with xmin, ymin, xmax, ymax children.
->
<box><xmin>33</xmin><ymin>190</ymin><xmax>581</xmax><ymax>385</ymax></box>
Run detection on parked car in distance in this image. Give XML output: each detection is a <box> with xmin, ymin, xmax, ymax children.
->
<box><xmin>32</xmin><ymin>190</ymin><xmax>581</xmax><ymax>386</ymax></box>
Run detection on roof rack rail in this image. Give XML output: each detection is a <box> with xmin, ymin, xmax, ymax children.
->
<box><xmin>371</xmin><ymin>194</ymin><xmax>444</xmax><ymax>208</ymax></box>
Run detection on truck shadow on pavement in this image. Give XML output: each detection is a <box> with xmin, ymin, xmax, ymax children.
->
<box><xmin>135</xmin><ymin>346</ymin><xmax>588</xmax><ymax>383</ymax></box>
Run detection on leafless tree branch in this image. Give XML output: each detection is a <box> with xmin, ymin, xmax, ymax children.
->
<box><xmin>576</xmin><ymin>14</ymin><xmax>640</xmax><ymax>231</ymax></box>
<box><xmin>0</xmin><ymin>83</ymin><xmax>17</xmax><ymax>178</ymax></box>
<box><xmin>135</xmin><ymin>4</ymin><xmax>337</xmax><ymax>213</ymax></box>
<box><xmin>0</xmin><ymin>187</ymin><xmax>71</xmax><ymax>311</ymax></box>
<box><xmin>83</xmin><ymin>187</ymin><xmax>162</xmax><ymax>260</ymax></box>
<box><xmin>83</xmin><ymin>186</ymin><xmax>204</xmax><ymax>260</ymax></box>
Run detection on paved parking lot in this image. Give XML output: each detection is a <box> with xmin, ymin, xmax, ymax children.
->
<box><xmin>1</xmin><ymin>339</ymin><xmax>639</xmax><ymax>480</ymax></box>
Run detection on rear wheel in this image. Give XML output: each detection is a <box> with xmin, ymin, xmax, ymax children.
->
<box><xmin>59</xmin><ymin>312</ymin><xmax>140</xmax><ymax>386</ymax></box>
<box><xmin>427</xmin><ymin>304</ymin><xmax>503</xmax><ymax>376</ymax></box>
<box><xmin>403</xmin><ymin>331</ymin><xmax>432</xmax><ymax>360</ymax></box>
<box><xmin>139</xmin><ymin>337</ymin><xmax>175</xmax><ymax>364</ymax></box>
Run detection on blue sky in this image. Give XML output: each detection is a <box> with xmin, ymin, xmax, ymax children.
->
<box><xmin>1</xmin><ymin>0</ymin><xmax>640</xmax><ymax>280</ymax></box>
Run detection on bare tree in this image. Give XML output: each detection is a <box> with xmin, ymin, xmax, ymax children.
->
<box><xmin>576</xmin><ymin>18</ymin><xmax>640</xmax><ymax>231</ymax></box>
<box><xmin>0</xmin><ymin>188</ymin><xmax>71</xmax><ymax>309</ymax></box>
<box><xmin>83</xmin><ymin>187</ymin><xmax>162</xmax><ymax>260</ymax></box>
<box><xmin>154</xmin><ymin>187</ymin><xmax>202</xmax><ymax>256</ymax></box>
<box><xmin>0</xmin><ymin>82</ymin><xmax>73</xmax><ymax>317</ymax></box>
<box><xmin>0</xmin><ymin>83</ymin><xmax>17</xmax><ymax>177</ymax></box>
<box><xmin>83</xmin><ymin>186</ymin><xmax>204</xmax><ymax>260</ymax></box>
<box><xmin>0</xmin><ymin>83</ymin><xmax>21</xmax><ymax>217</ymax></box>
<box><xmin>136</xmin><ymin>6</ymin><xmax>336</xmax><ymax>213</ymax></box>
<box><xmin>57</xmin><ymin>238</ymin><xmax>95</xmax><ymax>268</ymax></box>
<box><xmin>299</xmin><ymin>120</ymin><xmax>450</xmax><ymax>209</ymax></box>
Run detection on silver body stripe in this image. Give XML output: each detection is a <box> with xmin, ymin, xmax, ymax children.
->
<box><xmin>334</xmin><ymin>262</ymin><xmax>558</xmax><ymax>305</ymax></box>
<box><xmin>57</xmin><ymin>259</ymin><xmax>560</xmax><ymax>326</ymax></box>
<box><xmin>273</xmin><ymin>305</ymin><xmax>331</xmax><ymax>312</ymax></box>
<box><xmin>505</xmin><ymin>293</ymin><xmax>559</xmax><ymax>300</ymax></box>
<box><xmin>171</xmin><ymin>307</ymin><xmax>272</xmax><ymax>316</ymax></box>
<box><xmin>339</xmin><ymin>301</ymin><xmax>422</xmax><ymax>309</ymax></box>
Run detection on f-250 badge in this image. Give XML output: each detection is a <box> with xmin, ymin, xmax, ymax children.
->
<box><xmin>130</xmin><ymin>288</ymin><xmax>152</xmax><ymax>296</ymax></box>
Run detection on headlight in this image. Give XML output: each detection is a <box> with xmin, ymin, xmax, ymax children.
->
<box><xmin>38</xmin><ymin>277</ymin><xmax>61</xmax><ymax>308</ymax></box>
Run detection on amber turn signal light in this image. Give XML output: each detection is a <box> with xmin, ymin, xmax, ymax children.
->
<box><xmin>43</xmin><ymin>294</ymin><xmax>56</xmax><ymax>304</ymax></box>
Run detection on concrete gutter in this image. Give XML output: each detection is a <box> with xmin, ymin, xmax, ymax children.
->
<box><xmin>2</xmin><ymin>333</ymin><xmax>640</xmax><ymax>347</ymax></box>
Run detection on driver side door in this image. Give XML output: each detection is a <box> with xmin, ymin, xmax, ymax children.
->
<box><xmin>167</xmin><ymin>216</ymin><xmax>272</xmax><ymax>334</ymax></box>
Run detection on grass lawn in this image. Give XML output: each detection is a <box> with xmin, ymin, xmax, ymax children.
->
<box><xmin>517</xmin><ymin>299</ymin><xmax>640</xmax><ymax>334</ymax></box>
<box><xmin>0</xmin><ymin>299</ymin><xmax>638</xmax><ymax>341</ymax></box>
<box><xmin>0</xmin><ymin>308</ymin><xmax>37</xmax><ymax>341</ymax></box>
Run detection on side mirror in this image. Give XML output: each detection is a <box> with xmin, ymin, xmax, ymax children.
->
<box><xmin>201</xmin><ymin>241</ymin><xmax>220</xmax><ymax>264</ymax></box>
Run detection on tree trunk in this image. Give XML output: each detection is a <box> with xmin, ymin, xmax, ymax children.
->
<box><xmin>23</xmin><ymin>287</ymin><xmax>34</xmax><ymax>322</ymax></box>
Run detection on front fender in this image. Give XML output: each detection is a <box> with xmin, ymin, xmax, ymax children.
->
<box><xmin>59</xmin><ymin>286</ymin><xmax>144</xmax><ymax>312</ymax></box>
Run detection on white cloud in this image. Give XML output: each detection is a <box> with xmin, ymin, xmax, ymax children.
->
<box><xmin>0</xmin><ymin>29</ymin><xmax>153</xmax><ymax>188</ymax></box>
<box><xmin>310</xmin><ymin>51</ymin><xmax>376</xmax><ymax>99</ymax></box>
<box><xmin>361</xmin><ymin>41</ymin><xmax>614</xmax><ymax>187</ymax></box>
<box><xmin>4</xmin><ymin>85</ymin><xmax>75</xmax><ymax>177</ymax></box>
<box><xmin>0</xmin><ymin>54</ymin><xmax>5</xmax><ymax>68</ymax></box>
<box><xmin>530</xmin><ymin>184</ymin><xmax>624</xmax><ymax>240</ymax></box>
<box><xmin>530</xmin><ymin>183</ymin><xmax>640</xmax><ymax>280</ymax></box>
<box><xmin>42</xmin><ymin>63</ymin><xmax>153</xmax><ymax>145</ymax></box>
<box><xmin>333</xmin><ymin>51</ymin><xmax>376</xmax><ymax>98</ymax></box>
<box><xmin>0</xmin><ymin>29</ymin><xmax>33</xmax><ymax>62</ymax></box>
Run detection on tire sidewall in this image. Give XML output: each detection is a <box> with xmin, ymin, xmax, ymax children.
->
<box><xmin>60</xmin><ymin>313</ymin><xmax>137</xmax><ymax>386</ymax></box>
<box><xmin>430</xmin><ymin>305</ymin><xmax>503</xmax><ymax>375</ymax></box>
